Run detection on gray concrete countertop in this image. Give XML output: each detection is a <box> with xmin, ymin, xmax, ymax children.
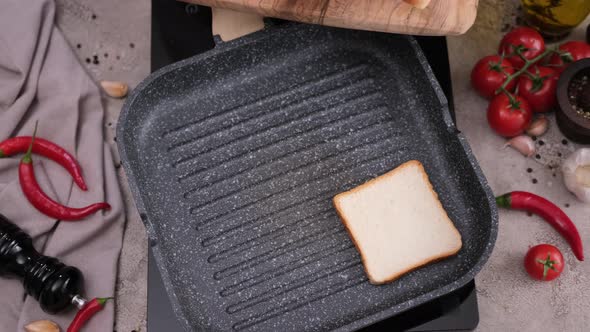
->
<box><xmin>449</xmin><ymin>1</ymin><xmax>590</xmax><ymax>331</ymax></box>
<box><xmin>55</xmin><ymin>0</ymin><xmax>590</xmax><ymax>331</ymax></box>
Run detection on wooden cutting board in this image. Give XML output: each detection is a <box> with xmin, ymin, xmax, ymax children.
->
<box><xmin>183</xmin><ymin>0</ymin><xmax>479</xmax><ymax>35</ymax></box>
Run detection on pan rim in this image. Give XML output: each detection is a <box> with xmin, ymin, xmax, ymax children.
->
<box><xmin>117</xmin><ymin>23</ymin><xmax>498</xmax><ymax>332</ymax></box>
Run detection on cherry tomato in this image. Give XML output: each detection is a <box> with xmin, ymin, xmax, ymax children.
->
<box><xmin>524</xmin><ymin>244</ymin><xmax>564</xmax><ymax>281</ymax></box>
<box><xmin>498</xmin><ymin>27</ymin><xmax>545</xmax><ymax>69</ymax></box>
<box><xmin>548</xmin><ymin>41</ymin><xmax>590</xmax><ymax>74</ymax></box>
<box><xmin>471</xmin><ymin>55</ymin><xmax>515</xmax><ymax>99</ymax></box>
<box><xmin>487</xmin><ymin>93</ymin><xmax>533</xmax><ymax>137</ymax></box>
<box><xmin>517</xmin><ymin>66</ymin><xmax>558</xmax><ymax>113</ymax></box>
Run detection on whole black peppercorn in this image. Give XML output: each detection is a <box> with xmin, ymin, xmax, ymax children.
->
<box><xmin>578</xmin><ymin>83</ymin><xmax>590</xmax><ymax>111</ymax></box>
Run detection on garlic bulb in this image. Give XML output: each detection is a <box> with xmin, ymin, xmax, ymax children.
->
<box><xmin>504</xmin><ymin>135</ymin><xmax>535</xmax><ymax>157</ymax></box>
<box><xmin>562</xmin><ymin>148</ymin><xmax>590</xmax><ymax>203</ymax></box>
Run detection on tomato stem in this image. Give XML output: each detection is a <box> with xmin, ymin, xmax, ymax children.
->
<box><xmin>537</xmin><ymin>254</ymin><xmax>558</xmax><ymax>280</ymax></box>
<box><xmin>494</xmin><ymin>47</ymin><xmax>562</xmax><ymax>108</ymax></box>
<box><xmin>497</xmin><ymin>48</ymin><xmax>560</xmax><ymax>93</ymax></box>
<box><xmin>522</xmin><ymin>71</ymin><xmax>536</xmax><ymax>80</ymax></box>
<box><xmin>559</xmin><ymin>51</ymin><xmax>574</xmax><ymax>63</ymax></box>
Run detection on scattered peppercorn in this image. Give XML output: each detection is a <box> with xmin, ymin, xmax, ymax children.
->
<box><xmin>76</xmin><ymin>43</ymin><xmax>81</xmax><ymax>49</ymax></box>
<box><xmin>129</xmin><ymin>43</ymin><xmax>135</xmax><ymax>48</ymax></box>
<box><xmin>562</xmin><ymin>139</ymin><xmax>568</xmax><ymax>145</ymax></box>
<box><xmin>557</xmin><ymin>152</ymin><xmax>562</xmax><ymax>157</ymax></box>
<box><xmin>538</xmin><ymin>140</ymin><xmax>545</xmax><ymax>146</ymax></box>
<box><xmin>532</xmin><ymin>178</ymin><xmax>538</xmax><ymax>184</ymax></box>
<box><xmin>85</xmin><ymin>58</ymin><xmax>91</xmax><ymax>64</ymax></box>
<box><xmin>565</xmin><ymin>203</ymin><xmax>570</xmax><ymax>208</ymax></box>
<box><xmin>535</xmin><ymin>154</ymin><xmax>541</xmax><ymax>159</ymax></box>
<box><xmin>91</xmin><ymin>14</ymin><xmax>97</xmax><ymax>19</ymax></box>
<box><xmin>527</xmin><ymin>168</ymin><xmax>533</xmax><ymax>173</ymax></box>
<box><xmin>532</xmin><ymin>136</ymin><xmax>537</xmax><ymax>141</ymax></box>
<box><xmin>568</xmin><ymin>72</ymin><xmax>590</xmax><ymax>118</ymax></box>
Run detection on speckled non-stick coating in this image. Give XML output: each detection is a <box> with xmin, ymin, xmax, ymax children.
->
<box><xmin>117</xmin><ymin>24</ymin><xmax>498</xmax><ymax>332</ymax></box>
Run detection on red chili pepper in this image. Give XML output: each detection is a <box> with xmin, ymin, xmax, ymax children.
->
<box><xmin>67</xmin><ymin>297</ymin><xmax>112</xmax><ymax>332</ymax></box>
<box><xmin>496</xmin><ymin>191</ymin><xmax>584</xmax><ymax>261</ymax></box>
<box><xmin>0</xmin><ymin>136</ymin><xmax>87</xmax><ymax>191</ymax></box>
<box><xmin>18</xmin><ymin>128</ymin><xmax>110</xmax><ymax>221</ymax></box>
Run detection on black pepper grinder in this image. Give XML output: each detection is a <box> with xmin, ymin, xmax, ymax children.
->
<box><xmin>0</xmin><ymin>213</ymin><xmax>88</xmax><ymax>314</ymax></box>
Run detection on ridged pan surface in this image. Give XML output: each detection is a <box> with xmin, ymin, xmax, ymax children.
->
<box><xmin>117</xmin><ymin>24</ymin><xmax>498</xmax><ymax>332</ymax></box>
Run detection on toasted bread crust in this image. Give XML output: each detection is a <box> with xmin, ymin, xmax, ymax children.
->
<box><xmin>333</xmin><ymin>160</ymin><xmax>462</xmax><ymax>285</ymax></box>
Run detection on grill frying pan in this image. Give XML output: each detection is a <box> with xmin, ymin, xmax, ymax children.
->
<box><xmin>117</xmin><ymin>23</ymin><xmax>498</xmax><ymax>332</ymax></box>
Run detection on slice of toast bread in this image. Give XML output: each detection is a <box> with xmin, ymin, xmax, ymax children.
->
<box><xmin>333</xmin><ymin>160</ymin><xmax>462</xmax><ymax>285</ymax></box>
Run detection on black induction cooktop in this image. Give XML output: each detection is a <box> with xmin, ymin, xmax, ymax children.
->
<box><xmin>148</xmin><ymin>1</ymin><xmax>478</xmax><ymax>331</ymax></box>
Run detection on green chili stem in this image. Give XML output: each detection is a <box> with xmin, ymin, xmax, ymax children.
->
<box><xmin>22</xmin><ymin>121</ymin><xmax>38</xmax><ymax>164</ymax></box>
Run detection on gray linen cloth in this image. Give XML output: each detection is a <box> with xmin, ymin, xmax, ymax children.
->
<box><xmin>0</xmin><ymin>0</ymin><xmax>125</xmax><ymax>331</ymax></box>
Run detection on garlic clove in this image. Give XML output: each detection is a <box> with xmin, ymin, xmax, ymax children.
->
<box><xmin>504</xmin><ymin>135</ymin><xmax>535</xmax><ymax>157</ymax></box>
<box><xmin>575</xmin><ymin>165</ymin><xmax>590</xmax><ymax>187</ymax></box>
<box><xmin>526</xmin><ymin>115</ymin><xmax>549</xmax><ymax>137</ymax></box>
<box><xmin>100</xmin><ymin>80</ymin><xmax>129</xmax><ymax>98</ymax></box>
<box><xmin>563</xmin><ymin>148</ymin><xmax>590</xmax><ymax>203</ymax></box>
<box><xmin>24</xmin><ymin>320</ymin><xmax>61</xmax><ymax>332</ymax></box>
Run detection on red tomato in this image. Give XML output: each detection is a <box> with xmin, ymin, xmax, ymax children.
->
<box><xmin>471</xmin><ymin>55</ymin><xmax>516</xmax><ymax>99</ymax></box>
<box><xmin>524</xmin><ymin>244</ymin><xmax>564</xmax><ymax>281</ymax></box>
<box><xmin>487</xmin><ymin>94</ymin><xmax>533</xmax><ymax>137</ymax></box>
<box><xmin>548</xmin><ymin>41</ymin><xmax>590</xmax><ymax>74</ymax></box>
<box><xmin>517</xmin><ymin>66</ymin><xmax>558</xmax><ymax>113</ymax></box>
<box><xmin>498</xmin><ymin>27</ymin><xmax>545</xmax><ymax>69</ymax></box>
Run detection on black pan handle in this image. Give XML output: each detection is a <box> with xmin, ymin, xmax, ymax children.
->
<box><xmin>0</xmin><ymin>214</ymin><xmax>84</xmax><ymax>314</ymax></box>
